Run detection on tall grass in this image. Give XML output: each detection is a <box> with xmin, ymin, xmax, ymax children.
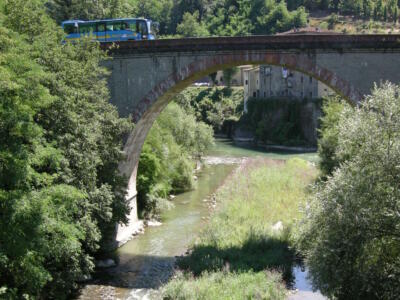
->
<box><xmin>162</xmin><ymin>157</ymin><xmax>317</xmax><ymax>299</ymax></box>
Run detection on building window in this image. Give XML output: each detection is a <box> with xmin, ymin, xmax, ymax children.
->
<box><xmin>245</xmin><ymin>80</ymin><xmax>248</xmax><ymax>85</ymax></box>
<box><xmin>301</xmin><ymin>76</ymin><xmax>303</xmax><ymax>83</ymax></box>
<box><xmin>264</xmin><ymin>91</ymin><xmax>266</xmax><ymax>97</ymax></box>
<box><xmin>309</xmin><ymin>76</ymin><xmax>312</xmax><ymax>83</ymax></box>
<box><xmin>257</xmin><ymin>90</ymin><xmax>260</xmax><ymax>97</ymax></box>
<box><xmin>310</xmin><ymin>92</ymin><xmax>313</xmax><ymax>98</ymax></box>
<box><xmin>301</xmin><ymin>91</ymin><xmax>304</xmax><ymax>98</ymax></box>
<box><xmin>253</xmin><ymin>91</ymin><xmax>256</xmax><ymax>97</ymax></box>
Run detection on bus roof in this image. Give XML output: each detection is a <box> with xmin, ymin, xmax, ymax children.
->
<box><xmin>61</xmin><ymin>18</ymin><xmax>150</xmax><ymax>26</ymax></box>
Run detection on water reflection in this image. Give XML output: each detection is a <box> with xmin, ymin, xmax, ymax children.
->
<box><xmin>289</xmin><ymin>266</ymin><xmax>326</xmax><ymax>300</ymax></box>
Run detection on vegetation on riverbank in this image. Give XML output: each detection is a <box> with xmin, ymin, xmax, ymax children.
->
<box><xmin>163</xmin><ymin>157</ymin><xmax>317</xmax><ymax>299</ymax></box>
<box><xmin>297</xmin><ymin>83</ymin><xmax>400</xmax><ymax>298</ymax></box>
<box><xmin>0</xmin><ymin>1</ymin><xmax>131</xmax><ymax>298</ymax></box>
<box><xmin>137</xmin><ymin>103</ymin><xmax>214</xmax><ymax>218</ymax></box>
<box><xmin>240</xmin><ymin>97</ymin><xmax>322</xmax><ymax>146</ymax></box>
<box><xmin>175</xmin><ymin>86</ymin><xmax>244</xmax><ymax>133</ymax></box>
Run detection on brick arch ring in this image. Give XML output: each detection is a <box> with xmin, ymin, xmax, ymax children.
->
<box><xmin>119</xmin><ymin>52</ymin><xmax>363</xmax><ymax>203</ymax></box>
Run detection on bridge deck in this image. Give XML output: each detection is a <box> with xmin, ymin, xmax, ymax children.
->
<box><xmin>102</xmin><ymin>34</ymin><xmax>400</xmax><ymax>54</ymax></box>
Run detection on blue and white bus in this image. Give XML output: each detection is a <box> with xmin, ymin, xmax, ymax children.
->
<box><xmin>61</xmin><ymin>18</ymin><xmax>157</xmax><ymax>42</ymax></box>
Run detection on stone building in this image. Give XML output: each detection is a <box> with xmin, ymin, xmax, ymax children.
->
<box><xmin>243</xmin><ymin>65</ymin><xmax>334</xmax><ymax>112</ymax></box>
<box><xmin>215</xmin><ymin>65</ymin><xmax>253</xmax><ymax>86</ymax></box>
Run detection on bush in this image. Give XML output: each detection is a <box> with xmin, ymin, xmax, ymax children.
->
<box><xmin>240</xmin><ymin>97</ymin><xmax>322</xmax><ymax>146</ymax></box>
<box><xmin>137</xmin><ymin>102</ymin><xmax>214</xmax><ymax>217</ymax></box>
<box><xmin>174</xmin><ymin>86</ymin><xmax>244</xmax><ymax>133</ymax></box>
<box><xmin>317</xmin><ymin>96</ymin><xmax>349</xmax><ymax>178</ymax></box>
<box><xmin>163</xmin><ymin>271</ymin><xmax>286</xmax><ymax>300</ymax></box>
<box><xmin>297</xmin><ymin>83</ymin><xmax>400</xmax><ymax>299</ymax></box>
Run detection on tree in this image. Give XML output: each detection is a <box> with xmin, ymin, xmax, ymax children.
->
<box><xmin>298</xmin><ymin>83</ymin><xmax>400</xmax><ymax>299</ymax></box>
<box><xmin>317</xmin><ymin>97</ymin><xmax>348</xmax><ymax>178</ymax></box>
<box><xmin>130</xmin><ymin>0</ymin><xmax>174</xmax><ymax>35</ymax></box>
<box><xmin>222</xmin><ymin>67</ymin><xmax>238</xmax><ymax>88</ymax></box>
<box><xmin>46</xmin><ymin>0</ymin><xmax>129</xmax><ymax>24</ymax></box>
<box><xmin>0</xmin><ymin>0</ymin><xmax>131</xmax><ymax>297</ymax></box>
<box><xmin>209</xmin><ymin>72</ymin><xmax>218</xmax><ymax>86</ymax></box>
<box><xmin>384</xmin><ymin>4</ymin><xmax>388</xmax><ymax>21</ymax></box>
<box><xmin>176</xmin><ymin>11</ymin><xmax>209</xmax><ymax>37</ymax></box>
<box><xmin>137</xmin><ymin>102</ymin><xmax>213</xmax><ymax>217</ymax></box>
<box><xmin>327</xmin><ymin>13</ymin><xmax>339</xmax><ymax>29</ymax></box>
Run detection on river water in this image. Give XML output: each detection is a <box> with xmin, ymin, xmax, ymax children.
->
<box><xmin>78</xmin><ymin>139</ymin><xmax>324</xmax><ymax>300</ymax></box>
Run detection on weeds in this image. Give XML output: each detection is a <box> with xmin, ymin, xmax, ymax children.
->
<box><xmin>162</xmin><ymin>157</ymin><xmax>317</xmax><ymax>299</ymax></box>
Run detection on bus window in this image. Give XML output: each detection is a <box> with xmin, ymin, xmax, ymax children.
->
<box><xmin>79</xmin><ymin>22</ymin><xmax>95</xmax><ymax>34</ymax></box>
<box><xmin>126</xmin><ymin>20</ymin><xmax>137</xmax><ymax>32</ymax></box>
<box><xmin>97</xmin><ymin>23</ymin><xmax>106</xmax><ymax>33</ymax></box>
<box><xmin>64</xmin><ymin>23</ymin><xmax>78</xmax><ymax>34</ymax></box>
<box><xmin>138</xmin><ymin>20</ymin><xmax>148</xmax><ymax>37</ymax></box>
<box><xmin>97</xmin><ymin>23</ymin><xmax>107</xmax><ymax>41</ymax></box>
<box><xmin>112</xmin><ymin>22</ymin><xmax>122</xmax><ymax>31</ymax></box>
<box><xmin>106</xmin><ymin>22</ymin><xmax>114</xmax><ymax>31</ymax></box>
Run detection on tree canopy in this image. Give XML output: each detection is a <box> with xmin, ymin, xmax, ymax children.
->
<box><xmin>0</xmin><ymin>0</ymin><xmax>131</xmax><ymax>297</ymax></box>
<box><xmin>297</xmin><ymin>83</ymin><xmax>400</xmax><ymax>299</ymax></box>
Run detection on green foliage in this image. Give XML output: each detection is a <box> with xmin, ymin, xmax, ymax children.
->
<box><xmin>255</xmin><ymin>1</ymin><xmax>307</xmax><ymax>34</ymax></box>
<box><xmin>127</xmin><ymin>0</ymin><xmax>308</xmax><ymax>37</ymax></box>
<box><xmin>163</xmin><ymin>270</ymin><xmax>286</xmax><ymax>300</ymax></box>
<box><xmin>297</xmin><ymin>83</ymin><xmax>400</xmax><ymax>299</ymax></box>
<box><xmin>46</xmin><ymin>0</ymin><xmax>131</xmax><ymax>24</ymax></box>
<box><xmin>163</xmin><ymin>158</ymin><xmax>317</xmax><ymax>299</ymax></box>
<box><xmin>317</xmin><ymin>96</ymin><xmax>349</xmax><ymax>178</ymax></box>
<box><xmin>328</xmin><ymin>13</ymin><xmax>339</xmax><ymax>29</ymax></box>
<box><xmin>174</xmin><ymin>87</ymin><xmax>244</xmax><ymax>133</ymax></box>
<box><xmin>176</xmin><ymin>11</ymin><xmax>209</xmax><ymax>37</ymax></box>
<box><xmin>222</xmin><ymin>67</ymin><xmax>238</xmax><ymax>88</ymax></box>
<box><xmin>0</xmin><ymin>1</ymin><xmax>131</xmax><ymax>298</ymax></box>
<box><xmin>130</xmin><ymin>0</ymin><xmax>174</xmax><ymax>34</ymax></box>
<box><xmin>137</xmin><ymin>103</ymin><xmax>214</xmax><ymax>217</ymax></box>
<box><xmin>241</xmin><ymin>98</ymin><xmax>322</xmax><ymax>146</ymax></box>
<box><xmin>285</xmin><ymin>0</ymin><xmax>400</xmax><ymax>22</ymax></box>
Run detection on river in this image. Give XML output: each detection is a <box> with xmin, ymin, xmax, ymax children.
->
<box><xmin>78</xmin><ymin>139</ymin><xmax>324</xmax><ymax>300</ymax></box>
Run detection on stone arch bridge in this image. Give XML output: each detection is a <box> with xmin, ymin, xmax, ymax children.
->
<box><xmin>102</xmin><ymin>34</ymin><xmax>400</xmax><ymax>245</ymax></box>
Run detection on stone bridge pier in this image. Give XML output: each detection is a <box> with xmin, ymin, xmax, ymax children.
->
<box><xmin>103</xmin><ymin>35</ymin><xmax>400</xmax><ymax>246</ymax></box>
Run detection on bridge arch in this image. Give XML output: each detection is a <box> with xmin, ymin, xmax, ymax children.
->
<box><xmin>115</xmin><ymin>51</ymin><xmax>360</xmax><ymax>244</ymax></box>
<box><xmin>107</xmin><ymin>34</ymin><xmax>400</xmax><ymax>245</ymax></box>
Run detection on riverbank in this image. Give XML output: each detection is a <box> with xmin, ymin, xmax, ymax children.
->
<box><xmin>208</xmin><ymin>138</ymin><xmax>319</xmax><ymax>163</ymax></box>
<box><xmin>77</xmin><ymin>163</ymin><xmax>238</xmax><ymax>300</ymax></box>
<box><xmin>162</xmin><ymin>157</ymin><xmax>318</xmax><ymax>299</ymax></box>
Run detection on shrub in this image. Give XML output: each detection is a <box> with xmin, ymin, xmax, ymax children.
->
<box><xmin>137</xmin><ymin>102</ymin><xmax>214</xmax><ymax>217</ymax></box>
<box><xmin>317</xmin><ymin>96</ymin><xmax>349</xmax><ymax>178</ymax></box>
<box><xmin>162</xmin><ymin>271</ymin><xmax>286</xmax><ymax>300</ymax></box>
<box><xmin>297</xmin><ymin>83</ymin><xmax>400</xmax><ymax>299</ymax></box>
